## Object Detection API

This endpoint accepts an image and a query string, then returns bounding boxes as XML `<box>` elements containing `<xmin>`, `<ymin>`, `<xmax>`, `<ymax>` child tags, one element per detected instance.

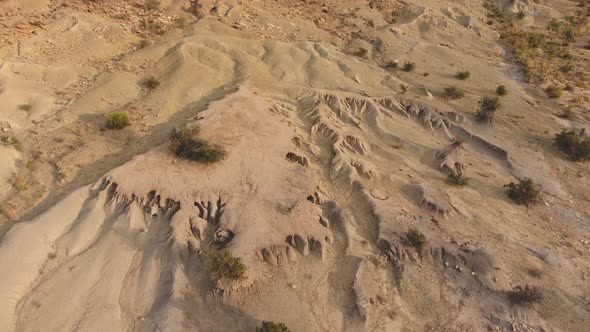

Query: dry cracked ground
<box><xmin>0</xmin><ymin>0</ymin><xmax>590</xmax><ymax>331</ymax></box>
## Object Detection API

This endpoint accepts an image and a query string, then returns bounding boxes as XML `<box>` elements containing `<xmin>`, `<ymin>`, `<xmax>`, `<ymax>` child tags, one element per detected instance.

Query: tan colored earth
<box><xmin>1</xmin><ymin>0</ymin><xmax>589</xmax><ymax>331</ymax></box>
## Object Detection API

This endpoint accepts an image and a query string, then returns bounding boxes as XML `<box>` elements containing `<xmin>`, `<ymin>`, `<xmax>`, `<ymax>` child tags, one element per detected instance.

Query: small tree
<box><xmin>257</xmin><ymin>321</ymin><xmax>291</xmax><ymax>332</ymax></box>
<box><xmin>554</xmin><ymin>129</ymin><xmax>590</xmax><ymax>161</ymax></box>
<box><xmin>476</xmin><ymin>96</ymin><xmax>501</xmax><ymax>123</ymax></box>
<box><xmin>504</xmin><ymin>178</ymin><xmax>541</xmax><ymax>206</ymax></box>
<box><xmin>105</xmin><ymin>112</ymin><xmax>130</xmax><ymax>129</ymax></box>
<box><xmin>208</xmin><ymin>250</ymin><xmax>246</xmax><ymax>281</ymax></box>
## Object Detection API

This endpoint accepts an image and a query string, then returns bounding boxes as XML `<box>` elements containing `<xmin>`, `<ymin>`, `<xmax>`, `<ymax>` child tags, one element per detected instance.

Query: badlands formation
<box><xmin>1</xmin><ymin>0</ymin><xmax>590</xmax><ymax>331</ymax></box>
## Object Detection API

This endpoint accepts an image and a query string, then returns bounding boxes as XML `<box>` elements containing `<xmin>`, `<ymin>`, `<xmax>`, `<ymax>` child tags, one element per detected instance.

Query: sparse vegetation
<box><xmin>545</xmin><ymin>84</ymin><xmax>562</xmax><ymax>99</ymax></box>
<box><xmin>13</xmin><ymin>174</ymin><xmax>28</xmax><ymax>192</ymax></box>
<box><xmin>455</xmin><ymin>70</ymin><xmax>471</xmax><ymax>80</ymax></box>
<box><xmin>496</xmin><ymin>85</ymin><xmax>507</xmax><ymax>96</ymax></box>
<box><xmin>18</xmin><ymin>104</ymin><xmax>32</xmax><ymax>112</ymax></box>
<box><xmin>443</xmin><ymin>86</ymin><xmax>465</xmax><ymax>100</ymax></box>
<box><xmin>557</xmin><ymin>106</ymin><xmax>576</xmax><ymax>119</ymax></box>
<box><xmin>476</xmin><ymin>96</ymin><xmax>501</xmax><ymax>123</ymax></box>
<box><xmin>554</xmin><ymin>129</ymin><xmax>590</xmax><ymax>161</ymax></box>
<box><xmin>446</xmin><ymin>172</ymin><xmax>468</xmax><ymax>186</ymax></box>
<box><xmin>385</xmin><ymin>61</ymin><xmax>398</xmax><ymax>70</ymax></box>
<box><xmin>105</xmin><ymin>112</ymin><xmax>130</xmax><ymax>129</ymax></box>
<box><xmin>142</xmin><ymin>76</ymin><xmax>161</xmax><ymax>90</ymax></box>
<box><xmin>504</xmin><ymin>178</ymin><xmax>542</xmax><ymax>206</ymax></box>
<box><xmin>402</xmin><ymin>61</ymin><xmax>415</xmax><ymax>72</ymax></box>
<box><xmin>354</xmin><ymin>48</ymin><xmax>369</xmax><ymax>58</ymax></box>
<box><xmin>507</xmin><ymin>285</ymin><xmax>543</xmax><ymax>305</ymax></box>
<box><xmin>256</xmin><ymin>321</ymin><xmax>290</xmax><ymax>332</ymax></box>
<box><xmin>0</xmin><ymin>135</ymin><xmax>22</xmax><ymax>151</ymax></box>
<box><xmin>399</xmin><ymin>84</ymin><xmax>408</xmax><ymax>94</ymax></box>
<box><xmin>171</xmin><ymin>125</ymin><xmax>226</xmax><ymax>163</ymax></box>
<box><xmin>138</xmin><ymin>39</ymin><xmax>151</xmax><ymax>49</ymax></box>
<box><xmin>406</xmin><ymin>229</ymin><xmax>427</xmax><ymax>251</ymax></box>
<box><xmin>145</xmin><ymin>0</ymin><xmax>160</xmax><ymax>11</ymax></box>
<box><xmin>208</xmin><ymin>250</ymin><xmax>246</xmax><ymax>281</ymax></box>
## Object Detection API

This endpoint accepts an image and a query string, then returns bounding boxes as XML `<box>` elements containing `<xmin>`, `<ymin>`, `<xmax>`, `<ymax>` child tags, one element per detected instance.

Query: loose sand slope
<box><xmin>0</xmin><ymin>0</ymin><xmax>589</xmax><ymax>331</ymax></box>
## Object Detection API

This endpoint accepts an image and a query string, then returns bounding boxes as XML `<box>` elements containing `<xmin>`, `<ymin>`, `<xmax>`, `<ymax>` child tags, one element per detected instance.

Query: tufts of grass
<box><xmin>105</xmin><ymin>112</ymin><xmax>130</xmax><ymax>129</ymax></box>
<box><xmin>554</xmin><ymin>129</ymin><xmax>590</xmax><ymax>161</ymax></box>
<box><xmin>504</xmin><ymin>178</ymin><xmax>542</xmax><ymax>206</ymax></box>
<box><xmin>18</xmin><ymin>104</ymin><xmax>32</xmax><ymax>112</ymax></box>
<box><xmin>402</xmin><ymin>61</ymin><xmax>416</xmax><ymax>72</ymax></box>
<box><xmin>171</xmin><ymin>125</ymin><xmax>226</xmax><ymax>163</ymax></box>
<box><xmin>496</xmin><ymin>85</ymin><xmax>508</xmax><ymax>96</ymax></box>
<box><xmin>406</xmin><ymin>229</ymin><xmax>427</xmax><ymax>251</ymax></box>
<box><xmin>446</xmin><ymin>172</ymin><xmax>468</xmax><ymax>186</ymax></box>
<box><xmin>443</xmin><ymin>86</ymin><xmax>465</xmax><ymax>100</ymax></box>
<box><xmin>545</xmin><ymin>84</ymin><xmax>562</xmax><ymax>99</ymax></box>
<box><xmin>208</xmin><ymin>250</ymin><xmax>246</xmax><ymax>281</ymax></box>
<box><xmin>142</xmin><ymin>76</ymin><xmax>161</xmax><ymax>90</ymax></box>
<box><xmin>507</xmin><ymin>285</ymin><xmax>543</xmax><ymax>305</ymax></box>
<box><xmin>455</xmin><ymin>70</ymin><xmax>471</xmax><ymax>80</ymax></box>
<box><xmin>256</xmin><ymin>321</ymin><xmax>291</xmax><ymax>332</ymax></box>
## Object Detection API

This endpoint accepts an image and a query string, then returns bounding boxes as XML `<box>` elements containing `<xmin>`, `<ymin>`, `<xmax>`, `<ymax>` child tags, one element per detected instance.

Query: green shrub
<box><xmin>402</xmin><ymin>61</ymin><xmax>416</xmax><ymax>72</ymax></box>
<box><xmin>142</xmin><ymin>76</ymin><xmax>161</xmax><ymax>90</ymax></box>
<box><xmin>446</xmin><ymin>172</ymin><xmax>468</xmax><ymax>186</ymax></box>
<box><xmin>507</xmin><ymin>285</ymin><xmax>543</xmax><ymax>305</ymax></box>
<box><xmin>545</xmin><ymin>84</ymin><xmax>562</xmax><ymax>99</ymax></box>
<box><xmin>496</xmin><ymin>85</ymin><xmax>508</xmax><ymax>96</ymax></box>
<box><xmin>504</xmin><ymin>178</ymin><xmax>542</xmax><ymax>206</ymax></box>
<box><xmin>256</xmin><ymin>321</ymin><xmax>290</xmax><ymax>332</ymax></box>
<box><xmin>105</xmin><ymin>112</ymin><xmax>130</xmax><ymax>129</ymax></box>
<box><xmin>554</xmin><ymin>129</ymin><xmax>590</xmax><ymax>161</ymax></box>
<box><xmin>406</xmin><ymin>229</ymin><xmax>426</xmax><ymax>251</ymax></box>
<box><xmin>455</xmin><ymin>70</ymin><xmax>471</xmax><ymax>80</ymax></box>
<box><xmin>171</xmin><ymin>125</ymin><xmax>226</xmax><ymax>163</ymax></box>
<box><xmin>443</xmin><ymin>86</ymin><xmax>465</xmax><ymax>100</ymax></box>
<box><xmin>208</xmin><ymin>250</ymin><xmax>246</xmax><ymax>281</ymax></box>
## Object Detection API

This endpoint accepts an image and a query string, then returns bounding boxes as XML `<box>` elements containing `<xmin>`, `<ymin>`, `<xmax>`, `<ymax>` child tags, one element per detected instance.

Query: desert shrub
<box><xmin>208</xmin><ymin>250</ymin><xmax>246</xmax><ymax>281</ymax></box>
<box><xmin>446</xmin><ymin>172</ymin><xmax>468</xmax><ymax>186</ymax></box>
<box><xmin>385</xmin><ymin>61</ymin><xmax>398</xmax><ymax>70</ymax></box>
<box><xmin>423</xmin><ymin>72</ymin><xmax>430</xmax><ymax>76</ymax></box>
<box><xmin>496</xmin><ymin>85</ymin><xmax>507</xmax><ymax>96</ymax></box>
<box><xmin>105</xmin><ymin>112</ymin><xmax>130</xmax><ymax>129</ymax></box>
<box><xmin>406</xmin><ymin>229</ymin><xmax>427</xmax><ymax>251</ymax></box>
<box><xmin>142</xmin><ymin>76</ymin><xmax>160</xmax><ymax>90</ymax></box>
<box><xmin>455</xmin><ymin>70</ymin><xmax>471</xmax><ymax>80</ymax></box>
<box><xmin>516</xmin><ymin>11</ymin><xmax>525</xmax><ymax>19</ymax></box>
<box><xmin>507</xmin><ymin>285</ymin><xmax>543</xmax><ymax>305</ymax></box>
<box><xmin>557</xmin><ymin>106</ymin><xmax>575</xmax><ymax>119</ymax></box>
<box><xmin>402</xmin><ymin>61</ymin><xmax>415</xmax><ymax>72</ymax></box>
<box><xmin>564</xmin><ymin>28</ymin><xmax>575</xmax><ymax>42</ymax></box>
<box><xmin>18</xmin><ymin>104</ymin><xmax>32</xmax><ymax>112</ymax></box>
<box><xmin>256</xmin><ymin>321</ymin><xmax>290</xmax><ymax>332</ymax></box>
<box><xmin>145</xmin><ymin>0</ymin><xmax>160</xmax><ymax>10</ymax></box>
<box><xmin>563</xmin><ymin>83</ymin><xmax>574</xmax><ymax>91</ymax></box>
<box><xmin>138</xmin><ymin>39</ymin><xmax>151</xmax><ymax>49</ymax></box>
<box><xmin>400</xmin><ymin>84</ymin><xmax>408</xmax><ymax>94</ymax></box>
<box><xmin>0</xmin><ymin>135</ymin><xmax>22</xmax><ymax>151</ymax></box>
<box><xmin>545</xmin><ymin>84</ymin><xmax>562</xmax><ymax>99</ymax></box>
<box><xmin>554</xmin><ymin>129</ymin><xmax>590</xmax><ymax>161</ymax></box>
<box><xmin>547</xmin><ymin>18</ymin><xmax>561</xmax><ymax>32</ymax></box>
<box><xmin>443</xmin><ymin>86</ymin><xmax>465</xmax><ymax>100</ymax></box>
<box><xmin>477</xmin><ymin>96</ymin><xmax>501</xmax><ymax>123</ymax></box>
<box><xmin>171</xmin><ymin>125</ymin><xmax>226</xmax><ymax>163</ymax></box>
<box><xmin>504</xmin><ymin>178</ymin><xmax>542</xmax><ymax>206</ymax></box>
<box><xmin>354</xmin><ymin>48</ymin><xmax>369</xmax><ymax>58</ymax></box>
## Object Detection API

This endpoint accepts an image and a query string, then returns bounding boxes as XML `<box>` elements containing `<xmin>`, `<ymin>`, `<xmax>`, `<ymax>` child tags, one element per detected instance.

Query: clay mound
<box><xmin>435</xmin><ymin>141</ymin><xmax>465</xmax><ymax>175</ymax></box>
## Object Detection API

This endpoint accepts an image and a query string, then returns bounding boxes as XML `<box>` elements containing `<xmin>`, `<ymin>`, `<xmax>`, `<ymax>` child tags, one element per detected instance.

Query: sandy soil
<box><xmin>0</xmin><ymin>0</ymin><xmax>589</xmax><ymax>331</ymax></box>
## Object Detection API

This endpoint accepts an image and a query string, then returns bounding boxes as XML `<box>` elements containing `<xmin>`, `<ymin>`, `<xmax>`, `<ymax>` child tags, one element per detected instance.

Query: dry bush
<box><xmin>545</xmin><ymin>84</ymin><xmax>562</xmax><ymax>98</ymax></box>
<box><xmin>446</xmin><ymin>172</ymin><xmax>468</xmax><ymax>186</ymax></box>
<box><xmin>504</xmin><ymin>178</ymin><xmax>542</xmax><ymax>206</ymax></box>
<box><xmin>142</xmin><ymin>76</ymin><xmax>161</xmax><ymax>90</ymax></box>
<box><xmin>402</xmin><ymin>61</ymin><xmax>416</xmax><ymax>72</ymax></box>
<box><xmin>496</xmin><ymin>85</ymin><xmax>508</xmax><ymax>96</ymax></box>
<box><xmin>171</xmin><ymin>125</ymin><xmax>226</xmax><ymax>163</ymax></box>
<box><xmin>406</xmin><ymin>229</ymin><xmax>427</xmax><ymax>251</ymax></box>
<box><xmin>256</xmin><ymin>321</ymin><xmax>290</xmax><ymax>332</ymax></box>
<box><xmin>443</xmin><ymin>86</ymin><xmax>465</xmax><ymax>100</ymax></box>
<box><xmin>455</xmin><ymin>70</ymin><xmax>471</xmax><ymax>80</ymax></box>
<box><xmin>476</xmin><ymin>96</ymin><xmax>501</xmax><ymax>123</ymax></box>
